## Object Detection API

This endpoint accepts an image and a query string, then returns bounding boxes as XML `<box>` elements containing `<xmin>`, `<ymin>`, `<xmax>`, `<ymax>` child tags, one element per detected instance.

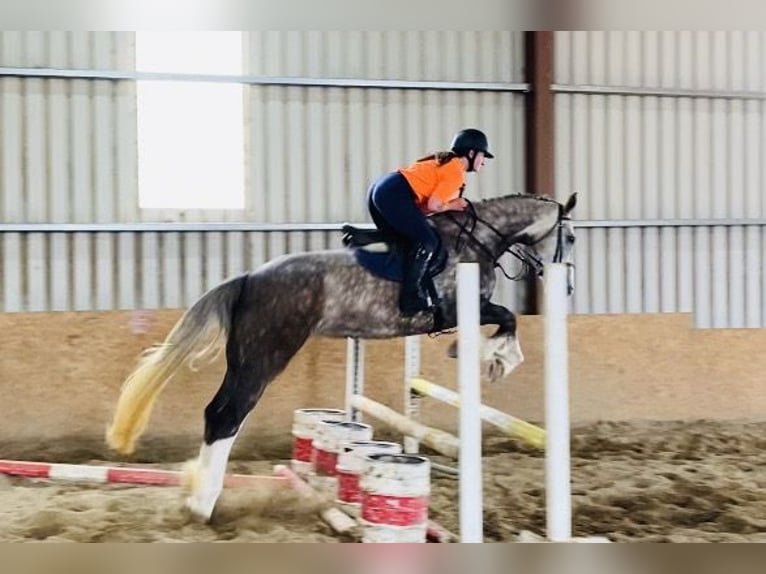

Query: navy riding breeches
<box><xmin>367</xmin><ymin>171</ymin><xmax>440</xmax><ymax>253</ymax></box>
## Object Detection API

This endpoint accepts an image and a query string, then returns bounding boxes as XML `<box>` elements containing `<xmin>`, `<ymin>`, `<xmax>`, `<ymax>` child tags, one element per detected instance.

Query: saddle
<box><xmin>341</xmin><ymin>224</ymin><xmax>448</xmax><ymax>283</ymax></box>
<box><xmin>342</xmin><ymin>224</ymin><xmax>447</xmax><ymax>330</ymax></box>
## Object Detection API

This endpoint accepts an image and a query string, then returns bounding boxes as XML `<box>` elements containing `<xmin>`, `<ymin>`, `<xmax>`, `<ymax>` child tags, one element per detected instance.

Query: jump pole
<box><xmin>403</xmin><ymin>335</ymin><xmax>421</xmax><ymax>453</ymax></box>
<box><xmin>345</xmin><ymin>336</ymin><xmax>365</xmax><ymax>423</ymax></box>
<box><xmin>0</xmin><ymin>459</ymin><xmax>289</xmax><ymax>490</ymax></box>
<box><xmin>344</xmin><ymin>333</ymin><xmax>459</xmax><ymax>459</ymax></box>
<box><xmin>456</xmin><ymin>262</ymin><xmax>483</xmax><ymax>543</ymax></box>
<box><xmin>343</xmin><ymin>264</ymin><xmax>484</xmax><ymax>541</ymax></box>
<box><xmin>543</xmin><ymin>262</ymin><xmax>572</xmax><ymax>541</ymax></box>
<box><xmin>348</xmin><ymin>394</ymin><xmax>459</xmax><ymax>458</ymax></box>
<box><xmin>409</xmin><ymin>377</ymin><xmax>546</xmax><ymax>449</ymax></box>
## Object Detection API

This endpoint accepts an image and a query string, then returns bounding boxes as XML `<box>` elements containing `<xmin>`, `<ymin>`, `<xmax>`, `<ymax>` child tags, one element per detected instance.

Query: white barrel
<box><xmin>290</xmin><ymin>408</ymin><xmax>346</xmax><ymax>477</ymax></box>
<box><xmin>335</xmin><ymin>440</ymin><xmax>402</xmax><ymax>515</ymax></box>
<box><xmin>310</xmin><ymin>421</ymin><xmax>373</xmax><ymax>498</ymax></box>
<box><xmin>359</xmin><ymin>453</ymin><xmax>431</xmax><ymax>543</ymax></box>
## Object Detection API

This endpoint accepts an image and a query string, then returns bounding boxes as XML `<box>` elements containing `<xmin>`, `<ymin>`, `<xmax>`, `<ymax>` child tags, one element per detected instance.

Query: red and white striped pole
<box><xmin>0</xmin><ymin>459</ymin><xmax>288</xmax><ymax>489</ymax></box>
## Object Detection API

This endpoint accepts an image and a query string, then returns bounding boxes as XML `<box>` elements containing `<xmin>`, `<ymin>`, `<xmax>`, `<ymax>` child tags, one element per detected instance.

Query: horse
<box><xmin>105</xmin><ymin>191</ymin><xmax>577</xmax><ymax>520</ymax></box>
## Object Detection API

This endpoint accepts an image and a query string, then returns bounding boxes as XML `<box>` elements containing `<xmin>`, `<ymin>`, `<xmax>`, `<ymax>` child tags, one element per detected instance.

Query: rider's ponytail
<box><xmin>415</xmin><ymin>150</ymin><xmax>458</xmax><ymax>165</ymax></box>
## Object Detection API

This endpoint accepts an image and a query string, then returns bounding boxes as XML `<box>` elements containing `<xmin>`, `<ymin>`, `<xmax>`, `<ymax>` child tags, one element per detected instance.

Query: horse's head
<box><xmin>440</xmin><ymin>192</ymin><xmax>578</xmax><ymax>295</ymax></box>
<box><xmin>519</xmin><ymin>192</ymin><xmax>577</xmax><ymax>294</ymax></box>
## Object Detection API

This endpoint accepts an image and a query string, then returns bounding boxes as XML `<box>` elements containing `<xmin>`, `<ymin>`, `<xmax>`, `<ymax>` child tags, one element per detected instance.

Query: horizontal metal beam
<box><xmin>575</xmin><ymin>218</ymin><xmax>766</xmax><ymax>228</ymax></box>
<box><xmin>0</xmin><ymin>222</ymin><xmax>373</xmax><ymax>233</ymax></box>
<box><xmin>0</xmin><ymin>67</ymin><xmax>529</xmax><ymax>93</ymax></box>
<box><xmin>553</xmin><ymin>83</ymin><xmax>766</xmax><ymax>101</ymax></box>
<box><xmin>1</xmin><ymin>219</ymin><xmax>765</xmax><ymax>233</ymax></box>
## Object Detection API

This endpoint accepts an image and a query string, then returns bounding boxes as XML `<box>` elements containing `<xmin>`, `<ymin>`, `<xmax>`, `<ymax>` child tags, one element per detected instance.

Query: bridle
<box><xmin>443</xmin><ymin>198</ymin><xmax>574</xmax><ymax>289</ymax></box>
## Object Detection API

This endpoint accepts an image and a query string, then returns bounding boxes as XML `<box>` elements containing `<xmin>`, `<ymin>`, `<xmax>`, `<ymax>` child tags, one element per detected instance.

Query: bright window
<box><xmin>136</xmin><ymin>32</ymin><xmax>245</xmax><ymax>210</ymax></box>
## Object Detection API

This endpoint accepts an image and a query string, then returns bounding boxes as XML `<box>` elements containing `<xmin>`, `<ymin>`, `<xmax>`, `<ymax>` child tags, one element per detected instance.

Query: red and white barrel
<box><xmin>336</xmin><ymin>440</ymin><xmax>402</xmax><ymax>516</ymax></box>
<box><xmin>359</xmin><ymin>453</ymin><xmax>431</xmax><ymax>543</ymax></box>
<box><xmin>310</xmin><ymin>420</ymin><xmax>373</xmax><ymax>498</ymax></box>
<box><xmin>290</xmin><ymin>408</ymin><xmax>346</xmax><ymax>477</ymax></box>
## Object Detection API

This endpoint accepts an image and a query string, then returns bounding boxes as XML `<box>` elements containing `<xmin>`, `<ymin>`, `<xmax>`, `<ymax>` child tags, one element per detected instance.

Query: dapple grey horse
<box><xmin>106</xmin><ymin>192</ymin><xmax>577</xmax><ymax>520</ymax></box>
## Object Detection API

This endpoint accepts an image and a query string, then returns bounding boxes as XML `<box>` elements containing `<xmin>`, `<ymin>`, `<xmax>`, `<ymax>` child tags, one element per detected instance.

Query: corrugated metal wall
<box><xmin>0</xmin><ymin>32</ymin><xmax>138</xmax><ymax>311</ymax></box>
<box><xmin>7</xmin><ymin>31</ymin><xmax>762</xmax><ymax>327</ymax></box>
<box><xmin>0</xmin><ymin>31</ymin><xmax>527</xmax><ymax>312</ymax></box>
<box><xmin>245</xmin><ymin>32</ymin><xmax>524</xmax><ymax>223</ymax></box>
<box><xmin>555</xmin><ymin>31</ymin><xmax>766</xmax><ymax>327</ymax></box>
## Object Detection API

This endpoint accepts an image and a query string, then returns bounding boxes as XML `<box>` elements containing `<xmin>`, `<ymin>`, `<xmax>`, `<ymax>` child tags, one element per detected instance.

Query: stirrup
<box><xmin>399</xmin><ymin>298</ymin><xmax>445</xmax><ymax>332</ymax></box>
<box><xmin>399</xmin><ymin>296</ymin><xmax>433</xmax><ymax>316</ymax></box>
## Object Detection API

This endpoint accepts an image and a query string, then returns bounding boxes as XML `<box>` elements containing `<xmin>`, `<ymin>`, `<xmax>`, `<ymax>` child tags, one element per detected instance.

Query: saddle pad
<box><xmin>353</xmin><ymin>248</ymin><xmax>405</xmax><ymax>282</ymax></box>
<box><xmin>352</xmin><ymin>245</ymin><xmax>449</xmax><ymax>284</ymax></box>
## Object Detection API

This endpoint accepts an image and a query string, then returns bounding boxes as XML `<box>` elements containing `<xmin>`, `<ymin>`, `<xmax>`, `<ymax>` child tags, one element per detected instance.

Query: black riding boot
<box><xmin>399</xmin><ymin>246</ymin><xmax>434</xmax><ymax>316</ymax></box>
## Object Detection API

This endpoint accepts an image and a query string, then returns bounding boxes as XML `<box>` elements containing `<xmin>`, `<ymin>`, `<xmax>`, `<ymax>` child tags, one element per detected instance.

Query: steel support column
<box><xmin>524</xmin><ymin>31</ymin><xmax>555</xmax><ymax>314</ymax></box>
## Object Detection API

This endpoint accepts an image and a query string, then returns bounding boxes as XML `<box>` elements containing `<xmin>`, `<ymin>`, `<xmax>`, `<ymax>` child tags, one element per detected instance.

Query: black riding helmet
<box><xmin>449</xmin><ymin>128</ymin><xmax>494</xmax><ymax>172</ymax></box>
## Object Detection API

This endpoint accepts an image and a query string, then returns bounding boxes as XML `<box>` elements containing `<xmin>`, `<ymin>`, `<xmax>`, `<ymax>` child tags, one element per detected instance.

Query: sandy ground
<box><xmin>1</xmin><ymin>420</ymin><xmax>765</xmax><ymax>542</ymax></box>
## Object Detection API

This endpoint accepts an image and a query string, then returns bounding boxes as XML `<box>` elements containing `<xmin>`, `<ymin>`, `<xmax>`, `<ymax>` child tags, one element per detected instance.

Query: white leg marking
<box><xmin>185</xmin><ymin>435</ymin><xmax>237</xmax><ymax>520</ymax></box>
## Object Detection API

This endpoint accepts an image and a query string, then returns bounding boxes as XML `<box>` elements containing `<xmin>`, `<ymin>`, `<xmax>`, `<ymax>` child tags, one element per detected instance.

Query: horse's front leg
<box><xmin>480</xmin><ymin>301</ymin><xmax>523</xmax><ymax>382</ymax></box>
<box><xmin>447</xmin><ymin>300</ymin><xmax>522</xmax><ymax>382</ymax></box>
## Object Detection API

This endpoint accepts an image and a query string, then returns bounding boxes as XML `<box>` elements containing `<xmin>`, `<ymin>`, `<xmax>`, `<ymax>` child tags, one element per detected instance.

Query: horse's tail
<box><xmin>106</xmin><ymin>274</ymin><xmax>247</xmax><ymax>455</ymax></box>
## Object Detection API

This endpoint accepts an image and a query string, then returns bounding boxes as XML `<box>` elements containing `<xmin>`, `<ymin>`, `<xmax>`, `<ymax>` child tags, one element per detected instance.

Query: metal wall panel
<box><xmin>0</xmin><ymin>32</ymin><xmax>137</xmax><ymax>312</ymax></box>
<box><xmin>0</xmin><ymin>31</ymin><xmax>527</xmax><ymax>312</ymax></box>
<box><xmin>244</xmin><ymin>31</ymin><xmax>526</xmax><ymax>223</ymax></box>
<box><xmin>556</xmin><ymin>32</ymin><xmax>766</xmax><ymax>327</ymax></box>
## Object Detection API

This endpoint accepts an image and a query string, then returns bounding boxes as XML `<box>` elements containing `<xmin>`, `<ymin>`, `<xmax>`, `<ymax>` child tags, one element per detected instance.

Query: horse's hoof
<box><xmin>185</xmin><ymin>495</ymin><xmax>216</xmax><ymax>522</ymax></box>
<box><xmin>486</xmin><ymin>357</ymin><xmax>515</xmax><ymax>383</ymax></box>
<box><xmin>487</xmin><ymin>360</ymin><xmax>503</xmax><ymax>383</ymax></box>
<box><xmin>447</xmin><ymin>341</ymin><xmax>458</xmax><ymax>358</ymax></box>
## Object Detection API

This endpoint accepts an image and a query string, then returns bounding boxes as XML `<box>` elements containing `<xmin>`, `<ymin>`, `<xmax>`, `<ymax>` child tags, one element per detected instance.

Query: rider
<box><xmin>367</xmin><ymin>128</ymin><xmax>494</xmax><ymax>316</ymax></box>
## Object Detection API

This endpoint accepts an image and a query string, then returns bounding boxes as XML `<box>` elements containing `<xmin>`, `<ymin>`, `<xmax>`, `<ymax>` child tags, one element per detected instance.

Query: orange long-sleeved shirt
<box><xmin>398</xmin><ymin>157</ymin><xmax>465</xmax><ymax>212</ymax></box>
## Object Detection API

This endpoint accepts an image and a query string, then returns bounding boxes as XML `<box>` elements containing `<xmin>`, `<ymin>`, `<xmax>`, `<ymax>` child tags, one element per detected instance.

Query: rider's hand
<box><xmin>447</xmin><ymin>197</ymin><xmax>468</xmax><ymax>211</ymax></box>
<box><xmin>426</xmin><ymin>196</ymin><xmax>468</xmax><ymax>214</ymax></box>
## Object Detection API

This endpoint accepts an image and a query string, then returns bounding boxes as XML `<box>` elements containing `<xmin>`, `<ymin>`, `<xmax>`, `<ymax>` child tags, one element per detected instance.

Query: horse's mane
<box><xmin>429</xmin><ymin>192</ymin><xmax>560</xmax><ymax>228</ymax></box>
<box><xmin>469</xmin><ymin>192</ymin><xmax>559</xmax><ymax>207</ymax></box>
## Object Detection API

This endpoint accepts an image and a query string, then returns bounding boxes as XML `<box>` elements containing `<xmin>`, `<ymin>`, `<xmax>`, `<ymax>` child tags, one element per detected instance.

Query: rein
<box><xmin>442</xmin><ymin>198</ymin><xmax>567</xmax><ymax>281</ymax></box>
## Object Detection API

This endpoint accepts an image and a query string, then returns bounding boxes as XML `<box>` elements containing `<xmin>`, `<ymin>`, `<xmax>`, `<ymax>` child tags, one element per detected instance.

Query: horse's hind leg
<box><xmin>184</xmin><ymin>308</ymin><xmax>315</xmax><ymax>521</ymax></box>
<box><xmin>183</xmin><ymin>270</ymin><xmax>322</xmax><ymax>520</ymax></box>
<box><xmin>184</xmin><ymin>365</ymin><xmax>267</xmax><ymax>520</ymax></box>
